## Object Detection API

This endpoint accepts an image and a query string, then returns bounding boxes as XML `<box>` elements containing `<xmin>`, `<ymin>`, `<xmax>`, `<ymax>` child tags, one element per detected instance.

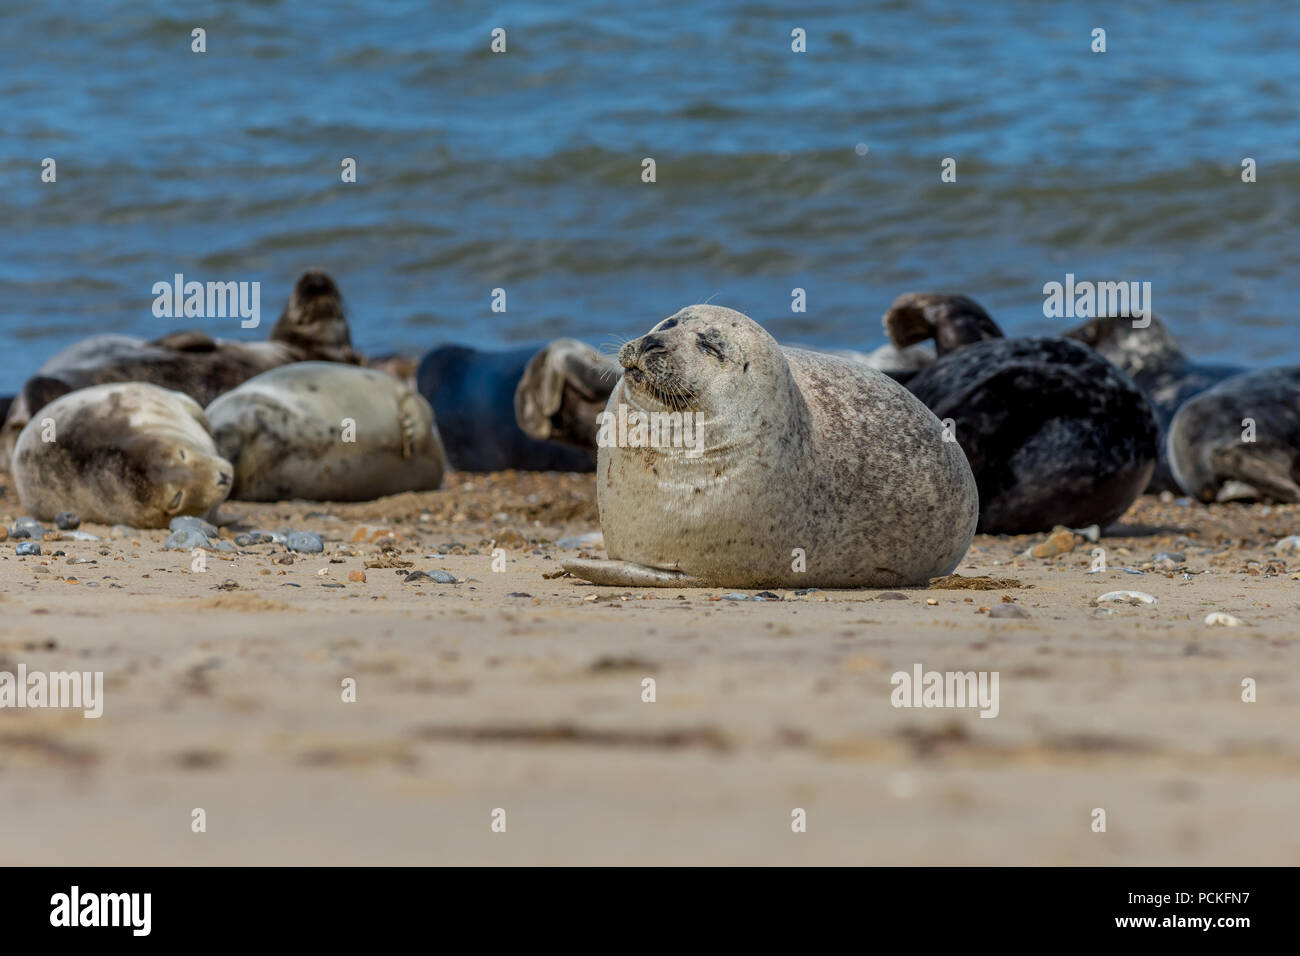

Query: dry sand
<box><xmin>1</xmin><ymin>471</ymin><xmax>1298</xmax><ymax>865</ymax></box>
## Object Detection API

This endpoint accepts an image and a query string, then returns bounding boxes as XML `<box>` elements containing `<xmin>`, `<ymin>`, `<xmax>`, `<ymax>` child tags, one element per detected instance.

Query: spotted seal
<box><xmin>12</xmin><ymin>383</ymin><xmax>232</xmax><ymax>528</ymax></box>
<box><xmin>562</xmin><ymin>305</ymin><xmax>978</xmax><ymax>588</ymax></box>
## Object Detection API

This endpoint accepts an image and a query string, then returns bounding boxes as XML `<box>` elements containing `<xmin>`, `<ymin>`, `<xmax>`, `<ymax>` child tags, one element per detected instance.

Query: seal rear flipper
<box><xmin>21</xmin><ymin>375</ymin><xmax>75</xmax><ymax>416</ymax></box>
<box><xmin>882</xmin><ymin>292</ymin><xmax>1002</xmax><ymax>356</ymax></box>
<box><xmin>563</xmin><ymin>558</ymin><xmax>703</xmax><ymax>588</ymax></box>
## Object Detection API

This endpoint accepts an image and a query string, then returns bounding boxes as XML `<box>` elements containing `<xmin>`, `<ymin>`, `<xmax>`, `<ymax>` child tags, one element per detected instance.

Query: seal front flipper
<box><xmin>563</xmin><ymin>558</ymin><xmax>704</xmax><ymax>588</ymax></box>
<box><xmin>1211</xmin><ymin>445</ymin><xmax>1300</xmax><ymax>503</ymax></box>
<box><xmin>882</xmin><ymin>292</ymin><xmax>1002</xmax><ymax>356</ymax></box>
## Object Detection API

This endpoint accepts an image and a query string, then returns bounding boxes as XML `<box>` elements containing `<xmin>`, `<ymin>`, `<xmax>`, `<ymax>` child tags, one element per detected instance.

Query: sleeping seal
<box><xmin>12</xmin><ymin>383</ymin><xmax>232</xmax><ymax>528</ymax></box>
<box><xmin>1167</xmin><ymin>366</ymin><xmax>1300</xmax><ymax>503</ymax></box>
<box><xmin>1064</xmin><ymin>314</ymin><xmax>1244</xmax><ymax>492</ymax></box>
<box><xmin>562</xmin><ymin>305</ymin><xmax>978</xmax><ymax>589</ymax></box>
<box><xmin>206</xmin><ymin>362</ymin><xmax>445</xmax><ymax>502</ymax></box>
<box><xmin>0</xmin><ymin>270</ymin><xmax>360</xmax><ymax>471</ymax></box>
<box><xmin>416</xmin><ymin>341</ymin><xmax>614</xmax><ymax>472</ymax></box>
<box><xmin>886</xmin><ymin>293</ymin><xmax>1158</xmax><ymax>534</ymax></box>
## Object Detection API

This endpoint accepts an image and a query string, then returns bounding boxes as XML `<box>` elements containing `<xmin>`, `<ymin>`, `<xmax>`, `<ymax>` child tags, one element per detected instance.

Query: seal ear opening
<box><xmin>21</xmin><ymin>375</ymin><xmax>74</xmax><ymax>416</ymax></box>
<box><xmin>883</xmin><ymin>293</ymin><xmax>1002</xmax><ymax>355</ymax></box>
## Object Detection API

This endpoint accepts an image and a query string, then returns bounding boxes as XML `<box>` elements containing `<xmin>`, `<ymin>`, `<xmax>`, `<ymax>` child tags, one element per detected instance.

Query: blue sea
<box><xmin>2</xmin><ymin>0</ymin><xmax>1297</xmax><ymax>392</ymax></box>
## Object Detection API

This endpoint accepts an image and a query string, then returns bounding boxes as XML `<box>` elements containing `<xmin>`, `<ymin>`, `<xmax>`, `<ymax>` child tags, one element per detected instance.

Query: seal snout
<box><xmin>620</xmin><ymin>333</ymin><xmax>668</xmax><ymax>368</ymax></box>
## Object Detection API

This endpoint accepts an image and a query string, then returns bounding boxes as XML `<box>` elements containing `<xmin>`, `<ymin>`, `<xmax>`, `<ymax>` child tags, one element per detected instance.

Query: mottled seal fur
<box><xmin>562</xmin><ymin>305</ymin><xmax>978</xmax><ymax>589</ymax></box>
<box><xmin>12</xmin><ymin>383</ymin><xmax>232</xmax><ymax>528</ymax></box>
<box><xmin>416</xmin><ymin>342</ymin><xmax>611</xmax><ymax>472</ymax></box>
<box><xmin>0</xmin><ymin>270</ymin><xmax>360</xmax><ymax>471</ymax></box>
<box><xmin>1167</xmin><ymin>366</ymin><xmax>1300</xmax><ymax>503</ymax></box>
<box><xmin>1064</xmin><ymin>314</ymin><xmax>1245</xmax><ymax>492</ymax></box>
<box><xmin>890</xmin><ymin>293</ymin><xmax>1158</xmax><ymax>534</ymax></box>
<box><xmin>206</xmin><ymin>362</ymin><xmax>445</xmax><ymax>502</ymax></box>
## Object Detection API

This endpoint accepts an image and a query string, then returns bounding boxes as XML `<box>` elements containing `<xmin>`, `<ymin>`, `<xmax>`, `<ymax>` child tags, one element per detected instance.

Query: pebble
<box><xmin>0</xmin><ymin>527</ymin><xmax>6</xmax><ymax>541</ymax></box>
<box><xmin>1095</xmin><ymin>590</ymin><xmax>1158</xmax><ymax>606</ymax></box>
<box><xmin>348</xmin><ymin>570</ymin><xmax>366</xmax><ymax>583</ymax></box>
<box><xmin>718</xmin><ymin>593</ymin><xmax>762</xmax><ymax>601</ymax></box>
<box><xmin>1072</xmin><ymin>524</ymin><xmax>1101</xmax><ymax>543</ymax></box>
<box><xmin>876</xmin><ymin>592</ymin><xmax>908</xmax><ymax>600</ymax></box>
<box><xmin>235</xmin><ymin>532</ymin><xmax>275</xmax><ymax>546</ymax></box>
<box><xmin>54</xmin><ymin>512</ymin><xmax>80</xmax><ymax>530</ymax></box>
<box><xmin>1029</xmin><ymin>526</ymin><xmax>1076</xmax><ymax>558</ymax></box>
<box><xmin>164</xmin><ymin>529</ymin><xmax>210</xmax><ymax>550</ymax></box>
<box><xmin>10</xmin><ymin>527</ymin><xmax>30</xmax><ymax>540</ymax></box>
<box><xmin>507</xmin><ymin>592</ymin><xmax>533</xmax><ymax>598</ymax></box>
<box><xmin>989</xmin><ymin>604</ymin><xmax>1028</xmax><ymax>619</ymax></box>
<box><xmin>14</xmin><ymin>517</ymin><xmax>44</xmax><ymax>535</ymax></box>
<box><xmin>321</xmin><ymin>582</ymin><xmax>344</xmax><ymax>588</ymax></box>
<box><xmin>404</xmin><ymin>570</ymin><xmax>455</xmax><ymax>584</ymax></box>
<box><xmin>169</xmin><ymin>515</ymin><xmax>218</xmax><ymax>537</ymax></box>
<box><xmin>286</xmin><ymin>531</ymin><xmax>324</xmax><ymax>553</ymax></box>
<box><xmin>16</xmin><ymin>542</ymin><xmax>41</xmax><ymax>556</ymax></box>
<box><xmin>1274</xmin><ymin>536</ymin><xmax>1300</xmax><ymax>557</ymax></box>
<box><xmin>1152</xmin><ymin>551</ymin><xmax>1185</xmax><ymax>564</ymax></box>
<box><xmin>62</xmin><ymin>530</ymin><xmax>100</xmax><ymax>541</ymax></box>
<box><xmin>1204</xmin><ymin>612</ymin><xmax>1245</xmax><ymax>627</ymax></box>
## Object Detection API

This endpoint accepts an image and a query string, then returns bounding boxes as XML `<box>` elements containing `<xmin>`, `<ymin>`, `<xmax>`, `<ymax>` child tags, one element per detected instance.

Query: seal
<box><xmin>0</xmin><ymin>269</ymin><xmax>360</xmax><ymax>471</ymax></box>
<box><xmin>1064</xmin><ymin>314</ymin><xmax>1245</xmax><ymax>492</ymax></box>
<box><xmin>11</xmin><ymin>383</ymin><xmax>232</xmax><ymax>528</ymax></box>
<box><xmin>416</xmin><ymin>342</ymin><xmax>611</xmax><ymax>472</ymax></box>
<box><xmin>561</xmin><ymin>305</ymin><xmax>979</xmax><ymax>589</ymax></box>
<box><xmin>514</xmin><ymin>339</ymin><xmax>621</xmax><ymax>450</ymax></box>
<box><xmin>1167</xmin><ymin>366</ymin><xmax>1300</xmax><ymax>503</ymax></box>
<box><xmin>889</xmin><ymin>293</ymin><xmax>1158</xmax><ymax>534</ymax></box>
<box><xmin>205</xmin><ymin>362</ymin><xmax>446</xmax><ymax>502</ymax></box>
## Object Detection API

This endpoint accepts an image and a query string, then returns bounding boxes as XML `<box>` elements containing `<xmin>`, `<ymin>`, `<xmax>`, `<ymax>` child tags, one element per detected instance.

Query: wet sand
<box><xmin>1</xmin><ymin>472</ymin><xmax>1297</xmax><ymax>865</ymax></box>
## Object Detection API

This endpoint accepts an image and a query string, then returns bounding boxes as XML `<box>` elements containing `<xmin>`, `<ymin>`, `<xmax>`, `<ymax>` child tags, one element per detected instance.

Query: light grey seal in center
<box><xmin>562</xmin><ymin>305</ymin><xmax>979</xmax><ymax>589</ymax></box>
<box><xmin>205</xmin><ymin>362</ymin><xmax>446</xmax><ymax>502</ymax></box>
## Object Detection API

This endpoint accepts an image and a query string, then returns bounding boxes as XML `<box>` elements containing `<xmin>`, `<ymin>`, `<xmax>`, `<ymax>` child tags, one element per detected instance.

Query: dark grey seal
<box><xmin>887</xmin><ymin>293</ymin><xmax>1158</xmax><ymax>534</ymax></box>
<box><xmin>1064</xmin><ymin>314</ymin><xmax>1244</xmax><ymax>492</ymax></box>
<box><xmin>1167</xmin><ymin>366</ymin><xmax>1300</xmax><ymax>502</ymax></box>
<box><xmin>416</xmin><ymin>341</ymin><xmax>616</xmax><ymax>472</ymax></box>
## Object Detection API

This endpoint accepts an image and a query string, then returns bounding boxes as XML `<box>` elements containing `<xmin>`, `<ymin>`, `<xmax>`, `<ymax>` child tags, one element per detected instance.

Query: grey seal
<box><xmin>12</xmin><ymin>383</ymin><xmax>233</xmax><ymax>528</ymax></box>
<box><xmin>1167</xmin><ymin>366</ymin><xmax>1300</xmax><ymax>502</ymax></box>
<box><xmin>205</xmin><ymin>362</ymin><xmax>445</xmax><ymax>502</ymax></box>
<box><xmin>416</xmin><ymin>340</ymin><xmax>615</xmax><ymax>471</ymax></box>
<box><xmin>1064</xmin><ymin>314</ymin><xmax>1246</xmax><ymax>492</ymax></box>
<box><xmin>562</xmin><ymin>305</ymin><xmax>978</xmax><ymax>589</ymax></box>
<box><xmin>0</xmin><ymin>270</ymin><xmax>360</xmax><ymax>471</ymax></box>
<box><xmin>886</xmin><ymin>293</ymin><xmax>1158</xmax><ymax>534</ymax></box>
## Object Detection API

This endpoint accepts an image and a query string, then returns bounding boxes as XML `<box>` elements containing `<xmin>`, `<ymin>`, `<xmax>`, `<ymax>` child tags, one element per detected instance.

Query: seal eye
<box><xmin>178</xmin><ymin>449</ymin><xmax>186</xmax><ymax>461</ymax></box>
<box><xmin>696</xmin><ymin>331</ymin><xmax>726</xmax><ymax>361</ymax></box>
<box><xmin>657</xmin><ymin>318</ymin><xmax>678</xmax><ymax>331</ymax></box>
<box><xmin>168</xmin><ymin>490</ymin><xmax>184</xmax><ymax>512</ymax></box>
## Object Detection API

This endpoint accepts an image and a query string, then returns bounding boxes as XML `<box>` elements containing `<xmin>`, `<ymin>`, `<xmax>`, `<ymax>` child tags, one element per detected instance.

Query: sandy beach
<box><xmin>1</xmin><ymin>470</ymin><xmax>1297</xmax><ymax>866</ymax></box>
